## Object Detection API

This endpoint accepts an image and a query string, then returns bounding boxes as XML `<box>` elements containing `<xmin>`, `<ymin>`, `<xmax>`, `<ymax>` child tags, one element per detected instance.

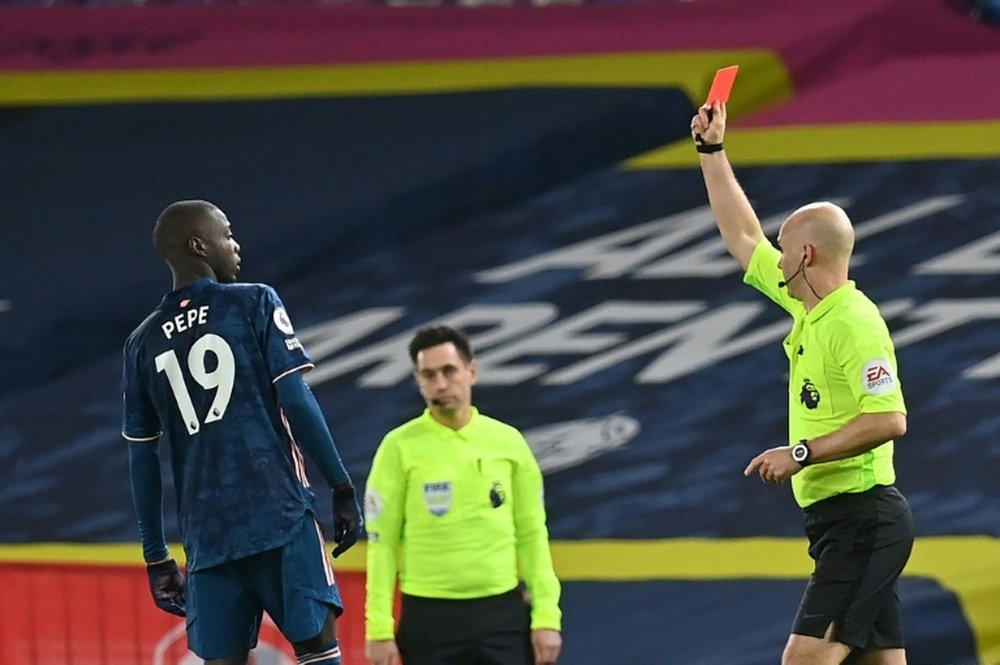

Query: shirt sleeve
<box><xmin>743</xmin><ymin>239</ymin><xmax>805</xmax><ymax>318</ymax></box>
<box><xmin>127</xmin><ymin>440</ymin><xmax>169</xmax><ymax>563</ymax></box>
<box><xmin>274</xmin><ymin>373</ymin><xmax>350</xmax><ymax>487</ymax></box>
<box><xmin>828</xmin><ymin>316</ymin><xmax>907</xmax><ymax>415</ymax></box>
<box><xmin>255</xmin><ymin>285</ymin><xmax>313</xmax><ymax>382</ymax></box>
<box><xmin>121</xmin><ymin>340</ymin><xmax>160</xmax><ymax>441</ymax></box>
<box><xmin>511</xmin><ymin>434</ymin><xmax>562</xmax><ymax>631</ymax></box>
<box><xmin>364</xmin><ymin>435</ymin><xmax>406</xmax><ymax>640</ymax></box>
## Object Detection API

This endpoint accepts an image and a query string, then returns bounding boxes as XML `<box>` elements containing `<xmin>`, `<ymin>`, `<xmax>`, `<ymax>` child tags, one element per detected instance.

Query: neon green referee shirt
<box><xmin>364</xmin><ymin>407</ymin><xmax>562</xmax><ymax>641</ymax></box>
<box><xmin>745</xmin><ymin>240</ymin><xmax>906</xmax><ymax>508</ymax></box>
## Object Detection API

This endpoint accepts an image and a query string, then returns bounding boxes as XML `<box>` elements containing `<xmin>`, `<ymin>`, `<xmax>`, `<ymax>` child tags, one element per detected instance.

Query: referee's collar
<box><xmin>806</xmin><ymin>280</ymin><xmax>856</xmax><ymax>322</ymax></box>
<box><xmin>421</xmin><ymin>406</ymin><xmax>481</xmax><ymax>438</ymax></box>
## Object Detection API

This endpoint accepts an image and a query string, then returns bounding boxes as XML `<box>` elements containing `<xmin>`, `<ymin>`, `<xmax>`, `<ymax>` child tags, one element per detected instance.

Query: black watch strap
<box><xmin>791</xmin><ymin>440</ymin><xmax>812</xmax><ymax>466</ymax></box>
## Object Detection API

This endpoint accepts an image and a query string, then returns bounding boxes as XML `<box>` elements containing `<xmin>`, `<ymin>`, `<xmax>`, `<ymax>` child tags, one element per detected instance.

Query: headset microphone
<box><xmin>778</xmin><ymin>255</ymin><xmax>807</xmax><ymax>288</ymax></box>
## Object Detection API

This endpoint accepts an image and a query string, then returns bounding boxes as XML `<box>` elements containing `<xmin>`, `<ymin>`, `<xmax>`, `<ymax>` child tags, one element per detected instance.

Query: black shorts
<box><xmin>396</xmin><ymin>587</ymin><xmax>533</xmax><ymax>665</ymax></box>
<box><xmin>792</xmin><ymin>485</ymin><xmax>914</xmax><ymax>650</ymax></box>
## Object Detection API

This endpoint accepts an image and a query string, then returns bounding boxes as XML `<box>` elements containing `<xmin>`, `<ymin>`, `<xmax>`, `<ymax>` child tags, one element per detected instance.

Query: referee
<box><xmin>364</xmin><ymin>325</ymin><xmax>562</xmax><ymax>665</ymax></box>
<box><xmin>691</xmin><ymin>103</ymin><xmax>914</xmax><ymax>665</ymax></box>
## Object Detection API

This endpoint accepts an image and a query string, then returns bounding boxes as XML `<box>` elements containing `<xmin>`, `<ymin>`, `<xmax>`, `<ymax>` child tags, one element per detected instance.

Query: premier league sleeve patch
<box><xmin>861</xmin><ymin>359</ymin><xmax>896</xmax><ymax>395</ymax></box>
<box><xmin>423</xmin><ymin>481</ymin><xmax>453</xmax><ymax>517</ymax></box>
<box><xmin>273</xmin><ymin>307</ymin><xmax>296</xmax><ymax>335</ymax></box>
<box><xmin>364</xmin><ymin>488</ymin><xmax>383</xmax><ymax>522</ymax></box>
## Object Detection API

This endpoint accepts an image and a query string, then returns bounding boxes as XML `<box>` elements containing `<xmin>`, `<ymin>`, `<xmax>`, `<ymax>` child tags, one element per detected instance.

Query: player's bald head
<box><xmin>782</xmin><ymin>202</ymin><xmax>855</xmax><ymax>265</ymax></box>
<box><xmin>153</xmin><ymin>200</ymin><xmax>223</xmax><ymax>259</ymax></box>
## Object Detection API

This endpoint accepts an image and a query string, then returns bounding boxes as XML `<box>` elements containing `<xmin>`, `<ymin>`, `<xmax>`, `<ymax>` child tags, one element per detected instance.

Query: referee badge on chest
<box><xmin>423</xmin><ymin>481</ymin><xmax>453</xmax><ymax>517</ymax></box>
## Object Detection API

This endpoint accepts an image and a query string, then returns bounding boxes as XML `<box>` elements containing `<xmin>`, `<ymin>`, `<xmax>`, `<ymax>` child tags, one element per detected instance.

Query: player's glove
<box><xmin>147</xmin><ymin>558</ymin><xmax>186</xmax><ymax>617</ymax></box>
<box><xmin>331</xmin><ymin>483</ymin><xmax>363</xmax><ymax>558</ymax></box>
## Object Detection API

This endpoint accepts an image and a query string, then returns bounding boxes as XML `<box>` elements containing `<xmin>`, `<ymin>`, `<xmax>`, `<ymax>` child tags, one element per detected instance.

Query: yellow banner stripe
<box><xmin>0</xmin><ymin>50</ymin><xmax>790</xmax><ymax>108</ymax></box>
<box><xmin>626</xmin><ymin>121</ymin><xmax>1000</xmax><ymax>166</ymax></box>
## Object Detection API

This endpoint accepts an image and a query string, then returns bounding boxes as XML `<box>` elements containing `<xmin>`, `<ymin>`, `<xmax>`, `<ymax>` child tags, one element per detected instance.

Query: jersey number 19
<box><xmin>155</xmin><ymin>333</ymin><xmax>235</xmax><ymax>435</ymax></box>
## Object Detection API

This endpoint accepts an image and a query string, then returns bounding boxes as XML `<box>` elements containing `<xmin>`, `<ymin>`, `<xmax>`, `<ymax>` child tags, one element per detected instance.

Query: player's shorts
<box><xmin>186</xmin><ymin>512</ymin><xmax>344</xmax><ymax>660</ymax></box>
<box><xmin>396</xmin><ymin>587</ymin><xmax>533</xmax><ymax>665</ymax></box>
<box><xmin>792</xmin><ymin>484</ymin><xmax>914</xmax><ymax>650</ymax></box>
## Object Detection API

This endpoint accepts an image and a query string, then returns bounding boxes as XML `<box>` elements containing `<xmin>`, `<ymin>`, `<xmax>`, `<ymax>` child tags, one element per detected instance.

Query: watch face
<box><xmin>792</xmin><ymin>445</ymin><xmax>808</xmax><ymax>462</ymax></box>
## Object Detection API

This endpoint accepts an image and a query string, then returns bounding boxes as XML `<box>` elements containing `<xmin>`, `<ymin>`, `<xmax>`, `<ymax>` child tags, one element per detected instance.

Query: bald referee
<box><xmin>364</xmin><ymin>325</ymin><xmax>562</xmax><ymax>665</ymax></box>
<box><xmin>691</xmin><ymin>102</ymin><xmax>914</xmax><ymax>665</ymax></box>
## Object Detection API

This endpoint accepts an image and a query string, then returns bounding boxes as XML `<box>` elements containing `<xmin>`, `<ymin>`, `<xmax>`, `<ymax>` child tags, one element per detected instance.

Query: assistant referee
<box><xmin>364</xmin><ymin>325</ymin><xmax>562</xmax><ymax>665</ymax></box>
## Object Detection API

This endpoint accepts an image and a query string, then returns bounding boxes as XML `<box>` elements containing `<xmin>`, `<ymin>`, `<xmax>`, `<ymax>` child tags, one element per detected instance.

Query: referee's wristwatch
<box><xmin>791</xmin><ymin>440</ymin><xmax>812</xmax><ymax>466</ymax></box>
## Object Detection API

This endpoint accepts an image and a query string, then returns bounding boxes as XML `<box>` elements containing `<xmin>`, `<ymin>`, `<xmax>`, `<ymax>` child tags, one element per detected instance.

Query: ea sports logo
<box><xmin>862</xmin><ymin>359</ymin><xmax>896</xmax><ymax>396</ymax></box>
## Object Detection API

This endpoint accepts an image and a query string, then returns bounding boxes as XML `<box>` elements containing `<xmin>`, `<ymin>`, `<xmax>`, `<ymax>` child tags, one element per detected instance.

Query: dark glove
<box><xmin>331</xmin><ymin>484</ymin><xmax>363</xmax><ymax>558</ymax></box>
<box><xmin>147</xmin><ymin>559</ymin><xmax>186</xmax><ymax>617</ymax></box>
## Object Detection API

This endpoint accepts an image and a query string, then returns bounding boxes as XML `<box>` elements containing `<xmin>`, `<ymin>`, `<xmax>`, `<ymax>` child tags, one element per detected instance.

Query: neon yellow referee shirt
<box><xmin>364</xmin><ymin>407</ymin><xmax>562</xmax><ymax>640</ymax></box>
<box><xmin>745</xmin><ymin>240</ymin><xmax>906</xmax><ymax>508</ymax></box>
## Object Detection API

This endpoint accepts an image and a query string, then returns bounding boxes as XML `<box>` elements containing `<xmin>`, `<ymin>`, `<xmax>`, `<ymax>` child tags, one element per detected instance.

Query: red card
<box><xmin>706</xmin><ymin>65</ymin><xmax>739</xmax><ymax>105</ymax></box>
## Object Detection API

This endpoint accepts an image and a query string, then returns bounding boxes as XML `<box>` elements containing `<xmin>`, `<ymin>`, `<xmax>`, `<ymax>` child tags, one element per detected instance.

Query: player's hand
<box><xmin>531</xmin><ymin>629</ymin><xmax>562</xmax><ymax>664</ymax></box>
<box><xmin>331</xmin><ymin>483</ymin><xmax>363</xmax><ymax>558</ymax></box>
<box><xmin>147</xmin><ymin>558</ymin><xmax>186</xmax><ymax>617</ymax></box>
<box><xmin>691</xmin><ymin>101</ymin><xmax>726</xmax><ymax>146</ymax></box>
<box><xmin>366</xmin><ymin>639</ymin><xmax>401</xmax><ymax>665</ymax></box>
<box><xmin>744</xmin><ymin>446</ymin><xmax>801</xmax><ymax>484</ymax></box>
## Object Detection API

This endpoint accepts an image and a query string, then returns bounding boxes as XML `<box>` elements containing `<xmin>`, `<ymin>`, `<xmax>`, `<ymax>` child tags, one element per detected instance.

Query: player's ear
<box><xmin>188</xmin><ymin>236</ymin><xmax>208</xmax><ymax>257</ymax></box>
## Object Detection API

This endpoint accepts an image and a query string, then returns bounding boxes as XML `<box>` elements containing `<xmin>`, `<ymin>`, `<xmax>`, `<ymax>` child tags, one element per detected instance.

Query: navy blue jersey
<box><xmin>122</xmin><ymin>278</ymin><xmax>317</xmax><ymax>571</ymax></box>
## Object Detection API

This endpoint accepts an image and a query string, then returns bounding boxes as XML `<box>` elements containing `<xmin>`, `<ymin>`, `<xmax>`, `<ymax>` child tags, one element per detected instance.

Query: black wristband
<box><xmin>696</xmin><ymin>142</ymin><xmax>724</xmax><ymax>154</ymax></box>
<box><xmin>147</xmin><ymin>558</ymin><xmax>178</xmax><ymax>572</ymax></box>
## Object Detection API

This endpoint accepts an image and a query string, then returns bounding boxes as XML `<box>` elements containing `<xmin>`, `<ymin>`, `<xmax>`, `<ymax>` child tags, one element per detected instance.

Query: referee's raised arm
<box><xmin>691</xmin><ymin>101</ymin><xmax>765</xmax><ymax>271</ymax></box>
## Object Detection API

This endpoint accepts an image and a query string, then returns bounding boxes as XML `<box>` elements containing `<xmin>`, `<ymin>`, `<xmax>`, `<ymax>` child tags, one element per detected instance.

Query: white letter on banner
<box><xmin>638</xmin><ymin>195</ymin><xmax>957</xmax><ymax>277</ymax></box>
<box><xmin>473</xmin><ymin>206</ymin><xmax>717</xmax><ymax>282</ymax></box>
<box><xmin>891</xmin><ymin>299</ymin><xmax>1000</xmax><ymax>348</ymax></box>
<box><xmin>854</xmin><ymin>195</ymin><xmax>965</xmax><ymax>242</ymax></box>
<box><xmin>537</xmin><ymin>303</ymin><xmax>775</xmax><ymax>384</ymax></box>
<box><xmin>306</xmin><ymin>304</ymin><xmax>557</xmax><ymax>388</ymax></box>
<box><xmin>635</xmin><ymin>210</ymin><xmax>793</xmax><ymax>278</ymax></box>
<box><xmin>298</xmin><ymin>308</ymin><xmax>406</xmax><ymax>363</ymax></box>
<box><xmin>964</xmin><ymin>353</ymin><xmax>1000</xmax><ymax>379</ymax></box>
<box><xmin>883</xmin><ymin>298</ymin><xmax>1000</xmax><ymax>379</ymax></box>
<box><xmin>913</xmin><ymin>229</ymin><xmax>1000</xmax><ymax>275</ymax></box>
<box><xmin>546</xmin><ymin>298</ymin><xmax>914</xmax><ymax>385</ymax></box>
<box><xmin>476</xmin><ymin>301</ymin><xmax>704</xmax><ymax>385</ymax></box>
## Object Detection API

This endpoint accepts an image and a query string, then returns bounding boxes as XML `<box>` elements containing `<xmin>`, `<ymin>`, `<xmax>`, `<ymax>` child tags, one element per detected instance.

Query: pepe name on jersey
<box><xmin>161</xmin><ymin>302</ymin><xmax>210</xmax><ymax>340</ymax></box>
